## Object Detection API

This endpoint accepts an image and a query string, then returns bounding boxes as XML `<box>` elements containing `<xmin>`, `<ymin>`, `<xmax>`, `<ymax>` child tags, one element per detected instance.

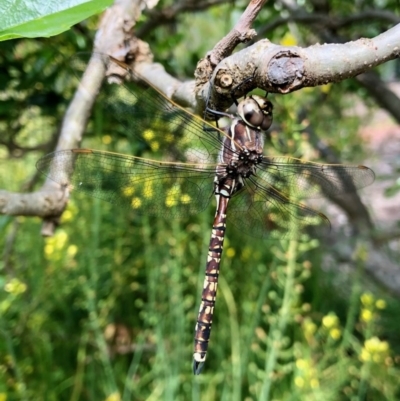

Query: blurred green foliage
<box><xmin>1</xmin><ymin>1</ymin><xmax>400</xmax><ymax>400</ymax></box>
<box><xmin>0</xmin><ymin>0</ymin><xmax>113</xmax><ymax>41</ymax></box>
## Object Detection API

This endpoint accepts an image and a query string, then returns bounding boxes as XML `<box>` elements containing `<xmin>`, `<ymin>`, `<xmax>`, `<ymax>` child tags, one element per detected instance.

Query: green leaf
<box><xmin>0</xmin><ymin>0</ymin><xmax>113</xmax><ymax>41</ymax></box>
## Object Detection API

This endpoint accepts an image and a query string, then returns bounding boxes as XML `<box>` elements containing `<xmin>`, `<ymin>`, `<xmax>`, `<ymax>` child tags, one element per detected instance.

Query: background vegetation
<box><xmin>1</xmin><ymin>1</ymin><xmax>400</xmax><ymax>400</ymax></box>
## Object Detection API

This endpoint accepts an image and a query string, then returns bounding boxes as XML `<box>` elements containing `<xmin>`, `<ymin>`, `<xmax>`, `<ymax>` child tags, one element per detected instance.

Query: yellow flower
<box><xmin>303</xmin><ymin>319</ymin><xmax>317</xmax><ymax>338</ymax></box>
<box><xmin>360</xmin><ymin>337</ymin><xmax>390</xmax><ymax>363</ymax></box>
<box><xmin>61</xmin><ymin>209</ymin><xmax>73</xmax><ymax>223</ymax></box>
<box><xmin>143</xmin><ymin>182</ymin><xmax>154</xmax><ymax>199</ymax></box>
<box><xmin>5</xmin><ymin>278</ymin><xmax>27</xmax><ymax>295</ymax></box>
<box><xmin>320</xmin><ymin>83</ymin><xmax>331</xmax><ymax>94</ymax></box>
<box><xmin>122</xmin><ymin>186</ymin><xmax>134</xmax><ymax>197</ymax></box>
<box><xmin>102</xmin><ymin>135</ymin><xmax>112</xmax><ymax>145</ymax></box>
<box><xmin>142</xmin><ymin>129</ymin><xmax>155</xmax><ymax>141</ymax></box>
<box><xmin>131</xmin><ymin>197</ymin><xmax>142</xmax><ymax>209</ymax></box>
<box><xmin>296</xmin><ymin>359</ymin><xmax>308</xmax><ymax>370</ymax></box>
<box><xmin>226</xmin><ymin>248</ymin><xmax>235</xmax><ymax>258</ymax></box>
<box><xmin>294</xmin><ymin>376</ymin><xmax>305</xmax><ymax>388</ymax></box>
<box><xmin>44</xmin><ymin>230</ymin><xmax>70</xmax><ymax>260</ymax></box>
<box><xmin>360</xmin><ymin>309</ymin><xmax>373</xmax><ymax>322</ymax></box>
<box><xmin>360</xmin><ymin>292</ymin><xmax>374</xmax><ymax>306</ymax></box>
<box><xmin>150</xmin><ymin>141</ymin><xmax>159</xmax><ymax>151</ymax></box>
<box><xmin>57</xmin><ymin>231</ymin><xmax>68</xmax><ymax>248</ymax></box>
<box><xmin>372</xmin><ymin>339</ymin><xmax>389</xmax><ymax>353</ymax></box>
<box><xmin>50</xmin><ymin>230</ymin><xmax>68</xmax><ymax>250</ymax></box>
<box><xmin>104</xmin><ymin>392</ymin><xmax>121</xmax><ymax>401</ymax></box>
<box><xmin>329</xmin><ymin>328</ymin><xmax>341</xmax><ymax>340</ymax></box>
<box><xmin>180</xmin><ymin>194</ymin><xmax>191</xmax><ymax>204</ymax></box>
<box><xmin>67</xmin><ymin>245</ymin><xmax>78</xmax><ymax>257</ymax></box>
<box><xmin>165</xmin><ymin>185</ymin><xmax>180</xmax><ymax>207</ymax></box>
<box><xmin>165</xmin><ymin>197</ymin><xmax>177</xmax><ymax>207</ymax></box>
<box><xmin>0</xmin><ymin>392</ymin><xmax>7</xmax><ymax>401</ymax></box>
<box><xmin>295</xmin><ymin>357</ymin><xmax>320</xmax><ymax>391</ymax></box>
<box><xmin>322</xmin><ymin>313</ymin><xmax>339</xmax><ymax>329</ymax></box>
<box><xmin>280</xmin><ymin>32</ymin><xmax>298</xmax><ymax>47</ymax></box>
<box><xmin>61</xmin><ymin>202</ymin><xmax>77</xmax><ymax>223</ymax></box>
<box><xmin>375</xmin><ymin>299</ymin><xmax>386</xmax><ymax>309</ymax></box>
<box><xmin>44</xmin><ymin>243</ymin><xmax>54</xmax><ymax>256</ymax></box>
<box><xmin>360</xmin><ymin>348</ymin><xmax>371</xmax><ymax>362</ymax></box>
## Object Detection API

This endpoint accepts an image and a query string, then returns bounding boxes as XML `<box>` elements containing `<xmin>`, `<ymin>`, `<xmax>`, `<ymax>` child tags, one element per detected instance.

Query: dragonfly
<box><xmin>36</xmin><ymin>52</ymin><xmax>375</xmax><ymax>375</ymax></box>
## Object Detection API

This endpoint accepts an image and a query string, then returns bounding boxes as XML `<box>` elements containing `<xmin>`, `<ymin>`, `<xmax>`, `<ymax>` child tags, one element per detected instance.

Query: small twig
<box><xmin>207</xmin><ymin>0</ymin><xmax>267</xmax><ymax>67</ymax></box>
<box><xmin>195</xmin><ymin>0</ymin><xmax>267</xmax><ymax>112</ymax></box>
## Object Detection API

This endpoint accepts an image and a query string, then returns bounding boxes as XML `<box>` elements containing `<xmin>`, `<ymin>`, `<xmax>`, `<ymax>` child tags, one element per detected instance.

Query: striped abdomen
<box><xmin>193</xmin><ymin>179</ymin><xmax>233</xmax><ymax>375</ymax></box>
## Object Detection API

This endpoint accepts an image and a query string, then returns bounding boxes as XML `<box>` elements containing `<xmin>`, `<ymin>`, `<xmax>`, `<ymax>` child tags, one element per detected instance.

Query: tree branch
<box><xmin>0</xmin><ymin>189</ymin><xmax>67</xmax><ymax>218</ymax></box>
<box><xmin>202</xmin><ymin>23</ymin><xmax>400</xmax><ymax>113</ymax></box>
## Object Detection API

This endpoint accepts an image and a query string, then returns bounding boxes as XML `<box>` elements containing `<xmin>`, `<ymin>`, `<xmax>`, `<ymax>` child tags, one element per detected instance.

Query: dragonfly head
<box><xmin>237</xmin><ymin>95</ymin><xmax>273</xmax><ymax>131</ymax></box>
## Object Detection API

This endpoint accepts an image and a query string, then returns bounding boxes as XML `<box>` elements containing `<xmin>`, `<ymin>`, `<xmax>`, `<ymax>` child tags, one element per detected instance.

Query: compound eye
<box><xmin>238</xmin><ymin>95</ymin><xmax>274</xmax><ymax>130</ymax></box>
<box><xmin>254</xmin><ymin>97</ymin><xmax>273</xmax><ymax>131</ymax></box>
<box><xmin>260</xmin><ymin>115</ymin><xmax>273</xmax><ymax>131</ymax></box>
<box><xmin>238</xmin><ymin>98</ymin><xmax>264</xmax><ymax>127</ymax></box>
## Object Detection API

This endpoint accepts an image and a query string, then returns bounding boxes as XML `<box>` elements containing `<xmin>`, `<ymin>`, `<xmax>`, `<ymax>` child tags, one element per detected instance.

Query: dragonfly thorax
<box><xmin>225</xmin><ymin>149</ymin><xmax>263</xmax><ymax>178</ymax></box>
<box><xmin>218</xmin><ymin>111</ymin><xmax>266</xmax><ymax>175</ymax></box>
<box><xmin>216</xmin><ymin>145</ymin><xmax>263</xmax><ymax>196</ymax></box>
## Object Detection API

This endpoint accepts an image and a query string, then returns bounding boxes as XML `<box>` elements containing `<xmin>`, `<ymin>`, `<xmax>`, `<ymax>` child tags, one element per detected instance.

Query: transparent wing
<box><xmin>37</xmin><ymin>149</ymin><xmax>216</xmax><ymax>217</ymax></box>
<box><xmin>228</xmin><ymin>157</ymin><xmax>374</xmax><ymax>238</ymax></box>
<box><xmin>228</xmin><ymin>177</ymin><xmax>329</xmax><ymax>239</ymax></box>
<box><xmin>71</xmin><ymin>52</ymin><xmax>236</xmax><ymax>164</ymax></box>
<box><xmin>259</xmin><ymin>157</ymin><xmax>375</xmax><ymax>199</ymax></box>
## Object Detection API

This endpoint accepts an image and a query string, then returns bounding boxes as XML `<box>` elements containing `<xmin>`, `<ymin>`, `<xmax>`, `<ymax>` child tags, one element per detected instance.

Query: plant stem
<box><xmin>259</xmin><ymin>238</ymin><xmax>298</xmax><ymax>401</ymax></box>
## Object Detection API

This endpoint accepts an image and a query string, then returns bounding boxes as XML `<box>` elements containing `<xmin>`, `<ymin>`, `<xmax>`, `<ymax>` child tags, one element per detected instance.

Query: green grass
<box><xmin>1</xmin><ymin>189</ymin><xmax>400</xmax><ymax>400</ymax></box>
